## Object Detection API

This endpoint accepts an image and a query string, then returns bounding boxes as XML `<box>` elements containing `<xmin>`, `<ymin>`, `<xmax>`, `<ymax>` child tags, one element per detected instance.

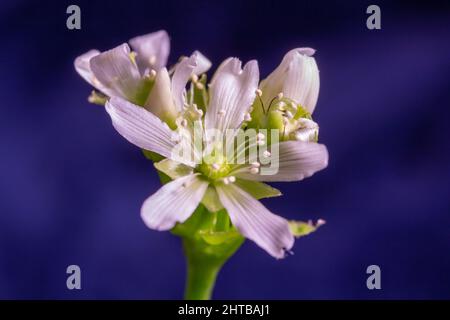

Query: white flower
<box><xmin>104</xmin><ymin>57</ymin><xmax>328</xmax><ymax>259</ymax></box>
<box><xmin>74</xmin><ymin>30</ymin><xmax>211</xmax><ymax>122</ymax></box>
<box><xmin>259</xmin><ymin>48</ymin><xmax>319</xmax><ymax>113</ymax></box>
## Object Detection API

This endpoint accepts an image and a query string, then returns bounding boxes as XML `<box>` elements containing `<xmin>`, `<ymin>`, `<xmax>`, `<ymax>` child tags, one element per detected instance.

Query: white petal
<box><xmin>260</xmin><ymin>48</ymin><xmax>320</xmax><ymax>113</ymax></box>
<box><xmin>90</xmin><ymin>44</ymin><xmax>143</xmax><ymax>101</ymax></box>
<box><xmin>105</xmin><ymin>96</ymin><xmax>179</xmax><ymax>161</ymax></box>
<box><xmin>205</xmin><ymin>58</ymin><xmax>259</xmax><ymax>133</ymax></box>
<box><xmin>192</xmin><ymin>50</ymin><xmax>212</xmax><ymax>75</ymax></box>
<box><xmin>144</xmin><ymin>67</ymin><xmax>178</xmax><ymax>121</ymax></box>
<box><xmin>236</xmin><ymin>141</ymin><xmax>328</xmax><ymax>182</ymax></box>
<box><xmin>141</xmin><ymin>174</ymin><xmax>208</xmax><ymax>230</ymax></box>
<box><xmin>171</xmin><ymin>53</ymin><xmax>199</xmax><ymax>111</ymax></box>
<box><xmin>216</xmin><ymin>184</ymin><xmax>294</xmax><ymax>258</ymax></box>
<box><xmin>129</xmin><ymin>30</ymin><xmax>170</xmax><ymax>72</ymax></box>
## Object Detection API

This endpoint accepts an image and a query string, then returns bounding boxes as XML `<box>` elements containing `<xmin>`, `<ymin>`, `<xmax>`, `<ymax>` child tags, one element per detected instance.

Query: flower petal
<box><xmin>105</xmin><ymin>96</ymin><xmax>179</xmax><ymax>160</ymax></box>
<box><xmin>236</xmin><ymin>141</ymin><xmax>328</xmax><ymax>182</ymax></box>
<box><xmin>141</xmin><ymin>174</ymin><xmax>208</xmax><ymax>230</ymax></box>
<box><xmin>144</xmin><ymin>67</ymin><xmax>178</xmax><ymax>123</ymax></box>
<box><xmin>260</xmin><ymin>48</ymin><xmax>319</xmax><ymax>113</ymax></box>
<box><xmin>205</xmin><ymin>58</ymin><xmax>259</xmax><ymax>133</ymax></box>
<box><xmin>129</xmin><ymin>30</ymin><xmax>170</xmax><ymax>72</ymax></box>
<box><xmin>216</xmin><ymin>183</ymin><xmax>294</xmax><ymax>258</ymax></box>
<box><xmin>170</xmin><ymin>51</ymin><xmax>212</xmax><ymax>111</ymax></box>
<box><xmin>171</xmin><ymin>53</ymin><xmax>199</xmax><ymax>111</ymax></box>
<box><xmin>192</xmin><ymin>50</ymin><xmax>211</xmax><ymax>75</ymax></box>
<box><xmin>90</xmin><ymin>44</ymin><xmax>143</xmax><ymax>101</ymax></box>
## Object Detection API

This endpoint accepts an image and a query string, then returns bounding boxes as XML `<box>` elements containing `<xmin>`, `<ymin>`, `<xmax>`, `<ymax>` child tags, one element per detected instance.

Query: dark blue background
<box><xmin>1</xmin><ymin>0</ymin><xmax>449</xmax><ymax>299</ymax></box>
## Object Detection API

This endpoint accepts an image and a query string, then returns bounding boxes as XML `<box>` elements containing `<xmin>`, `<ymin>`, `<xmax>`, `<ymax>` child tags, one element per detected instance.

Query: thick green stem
<box><xmin>184</xmin><ymin>248</ymin><xmax>222</xmax><ymax>300</ymax></box>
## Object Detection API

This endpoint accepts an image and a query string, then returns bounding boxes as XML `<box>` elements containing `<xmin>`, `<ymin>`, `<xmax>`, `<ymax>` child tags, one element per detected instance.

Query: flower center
<box><xmin>197</xmin><ymin>153</ymin><xmax>231</xmax><ymax>181</ymax></box>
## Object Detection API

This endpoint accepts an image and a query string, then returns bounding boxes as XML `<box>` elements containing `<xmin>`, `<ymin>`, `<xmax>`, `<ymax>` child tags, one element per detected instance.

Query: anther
<box><xmin>286</xmin><ymin>111</ymin><xmax>294</xmax><ymax>119</ymax></box>
<box><xmin>228</xmin><ymin>176</ymin><xmax>236</xmax><ymax>183</ymax></box>
<box><xmin>277</xmin><ymin>92</ymin><xmax>284</xmax><ymax>100</ymax></box>
<box><xmin>263</xmin><ymin>150</ymin><xmax>271</xmax><ymax>158</ymax></box>
<box><xmin>212</xmin><ymin>163</ymin><xmax>220</xmax><ymax>170</ymax></box>
<box><xmin>255</xmin><ymin>89</ymin><xmax>263</xmax><ymax>97</ymax></box>
<box><xmin>196</xmin><ymin>82</ymin><xmax>204</xmax><ymax>90</ymax></box>
<box><xmin>191</xmin><ymin>74</ymin><xmax>199</xmax><ymax>83</ymax></box>
<box><xmin>244</xmin><ymin>113</ymin><xmax>252</xmax><ymax>121</ymax></box>
<box><xmin>251</xmin><ymin>162</ymin><xmax>260</xmax><ymax>168</ymax></box>
<box><xmin>250</xmin><ymin>167</ymin><xmax>259</xmax><ymax>174</ymax></box>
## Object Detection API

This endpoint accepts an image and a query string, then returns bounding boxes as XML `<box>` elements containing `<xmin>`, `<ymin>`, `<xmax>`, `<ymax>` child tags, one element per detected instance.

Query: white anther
<box><xmin>180</xmin><ymin>119</ymin><xmax>188</xmax><ymax>127</ymax></box>
<box><xmin>244</xmin><ymin>113</ymin><xmax>252</xmax><ymax>121</ymax></box>
<box><xmin>212</xmin><ymin>163</ymin><xmax>220</xmax><ymax>170</ymax></box>
<box><xmin>257</xmin><ymin>140</ymin><xmax>265</xmax><ymax>146</ymax></box>
<box><xmin>149</xmin><ymin>69</ymin><xmax>157</xmax><ymax>77</ymax></box>
<box><xmin>223</xmin><ymin>177</ymin><xmax>230</xmax><ymax>185</ymax></box>
<box><xmin>263</xmin><ymin>150</ymin><xmax>271</xmax><ymax>158</ymax></box>
<box><xmin>277</xmin><ymin>92</ymin><xmax>284</xmax><ymax>100</ymax></box>
<box><xmin>191</xmin><ymin>74</ymin><xmax>199</xmax><ymax>82</ymax></box>
<box><xmin>316</xmin><ymin>219</ymin><xmax>326</xmax><ymax>226</ymax></box>
<box><xmin>228</xmin><ymin>176</ymin><xmax>236</xmax><ymax>183</ymax></box>
<box><xmin>250</xmin><ymin>167</ymin><xmax>259</xmax><ymax>174</ymax></box>
<box><xmin>255</xmin><ymin>89</ymin><xmax>263</xmax><ymax>97</ymax></box>
<box><xmin>196</xmin><ymin>82</ymin><xmax>204</xmax><ymax>90</ymax></box>
<box><xmin>256</xmin><ymin>132</ymin><xmax>265</xmax><ymax>140</ymax></box>
<box><xmin>251</xmin><ymin>162</ymin><xmax>260</xmax><ymax>168</ymax></box>
<box><xmin>286</xmin><ymin>111</ymin><xmax>294</xmax><ymax>119</ymax></box>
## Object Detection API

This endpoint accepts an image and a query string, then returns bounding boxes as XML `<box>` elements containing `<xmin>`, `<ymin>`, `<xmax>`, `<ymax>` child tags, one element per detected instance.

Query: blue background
<box><xmin>0</xmin><ymin>0</ymin><xmax>449</xmax><ymax>299</ymax></box>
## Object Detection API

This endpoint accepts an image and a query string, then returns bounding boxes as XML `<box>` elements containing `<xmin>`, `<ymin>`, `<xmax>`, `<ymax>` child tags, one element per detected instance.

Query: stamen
<box><xmin>196</xmin><ymin>82</ymin><xmax>204</xmax><ymax>90</ymax></box>
<box><xmin>251</xmin><ymin>162</ymin><xmax>260</xmax><ymax>168</ymax></box>
<box><xmin>255</xmin><ymin>89</ymin><xmax>263</xmax><ymax>97</ymax></box>
<box><xmin>250</xmin><ymin>167</ymin><xmax>259</xmax><ymax>174</ymax></box>
<box><xmin>149</xmin><ymin>69</ymin><xmax>157</xmax><ymax>77</ymax></box>
<box><xmin>223</xmin><ymin>177</ymin><xmax>230</xmax><ymax>185</ymax></box>
<box><xmin>263</xmin><ymin>150</ymin><xmax>271</xmax><ymax>158</ymax></box>
<box><xmin>191</xmin><ymin>74</ymin><xmax>199</xmax><ymax>83</ymax></box>
<box><xmin>244</xmin><ymin>113</ymin><xmax>252</xmax><ymax>121</ymax></box>
<box><xmin>316</xmin><ymin>219</ymin><xmax>326</xmax><ymax>226</ymax></box>
<box><xmin>212</xmin><ymin>163</ymin><xmax>220</xmax><ymax>170</ymax></box>
<box><xmin>228</xmin><ymin>176</ymin><xmax>236</xmax><ymax>183</ymax></box>
<box><xmin>180</xmin><ymin>119</ymin><xmax>188</xmax><ymax>127</ymax></box>
<box><xmin>277</xmin><ymin>92</ymin><xmax>284</xmax><ymax>100</ymax></box>
<box><xmin>286</xmin><ymin>111</ymin><xmax>294</xmax><ymax>119</ymax></box>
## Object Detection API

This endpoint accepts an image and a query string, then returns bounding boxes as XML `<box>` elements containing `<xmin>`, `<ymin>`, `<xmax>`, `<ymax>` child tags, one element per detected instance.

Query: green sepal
<box><xmin>289</xmin><ymin>220</ymin><xmax>325</xmax><ymax>238</ymax></box>
<box><xmin>201</xmin><ymin>187</ymin><xmax>223</xmax><ymax>213</ymax></box>
<box><xmin>234</xmin><ymin>179</ymin><xmax>282</xmax><ymax>199</ymax></box>
<box><xmin>87</xmin><ymin>90</ymin><xmax>107</xmax><ymax>105</ymax></box>
<box><xmin>153</xmin><ymin>158</ymin><xmax>193</xmax><ymax>180</ymax></box>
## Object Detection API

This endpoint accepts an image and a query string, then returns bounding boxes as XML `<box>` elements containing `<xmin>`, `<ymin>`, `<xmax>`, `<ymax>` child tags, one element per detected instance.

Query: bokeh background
<box><xmin>1</xmin><ymin>0</ymin><xmax>449</xmax><ymax>299</ymax></box>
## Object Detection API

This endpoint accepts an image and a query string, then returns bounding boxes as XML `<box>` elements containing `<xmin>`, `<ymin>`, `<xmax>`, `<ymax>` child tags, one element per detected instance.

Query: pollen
<box><xmin>250</xmin><ymin>167</ymin><xmax>259</xmax><ymax>174</ymax></box>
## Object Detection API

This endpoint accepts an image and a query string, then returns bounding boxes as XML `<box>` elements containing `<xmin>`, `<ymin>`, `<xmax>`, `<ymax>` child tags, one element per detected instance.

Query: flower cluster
<box><xmin>75</xmin><ymin>30</ymin><xmax>328</xmax><ymax>259</ymax></box>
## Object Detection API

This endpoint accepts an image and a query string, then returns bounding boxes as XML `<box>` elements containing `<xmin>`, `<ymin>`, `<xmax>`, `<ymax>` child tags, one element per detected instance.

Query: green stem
<box><xmin>183</xmin><ymin>238</ymin><xmax>224</xmax><ymax>300</ymax></box>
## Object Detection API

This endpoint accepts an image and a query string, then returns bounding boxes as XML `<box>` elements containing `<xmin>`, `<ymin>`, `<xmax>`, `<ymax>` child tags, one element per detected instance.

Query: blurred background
<box><xmin>0</xmin><ymin>0</ymin><xmax>449</xmax><ymax>299</ymax></box>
